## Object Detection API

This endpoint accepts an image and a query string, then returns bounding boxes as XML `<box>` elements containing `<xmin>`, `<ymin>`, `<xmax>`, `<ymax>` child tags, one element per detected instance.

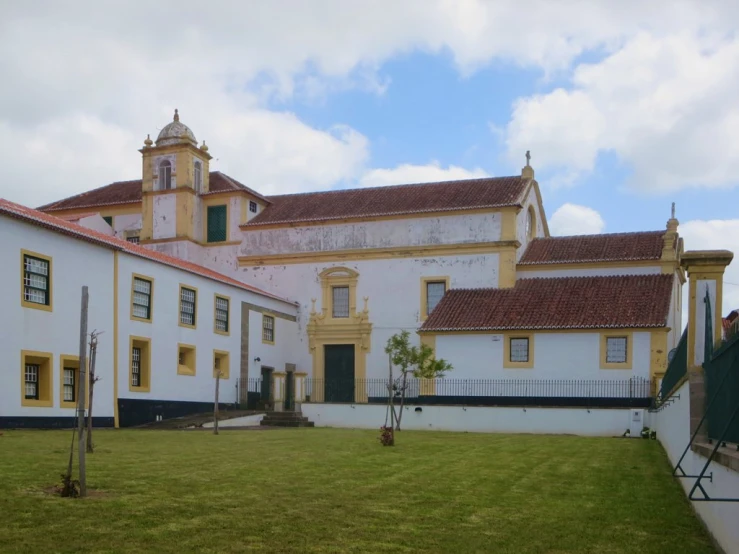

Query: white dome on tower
<box><xmin>156</xmin><ymin>109</ymin><xmax>197</xmax><ymax>147</ymax></box>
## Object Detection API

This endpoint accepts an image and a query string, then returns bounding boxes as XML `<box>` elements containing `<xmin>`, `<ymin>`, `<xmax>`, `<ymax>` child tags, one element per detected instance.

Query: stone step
<box><xmin>262</xmin><ymin>412</ymin><xmax>306</xmax><ymax>419</ymax></box>
<box><xmin>260</xmin><ymin>416</ymin><xmax>310</xmax><ymax>424</ymax></box>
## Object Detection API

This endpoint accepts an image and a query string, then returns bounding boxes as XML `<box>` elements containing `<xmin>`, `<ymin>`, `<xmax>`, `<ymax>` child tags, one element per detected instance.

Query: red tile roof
<box><xmin>519</xmin><ymin>231</ymin><xmax>665</xmax><ymax>265</ymax></box>
<box><xmin>244</xmin><ymin>176</ymin><xmax>530</xmax><ymax>226</ymax></box>
<box><xmin>0</xmin><ymin>198</ymin><xmax>293</xmax><ymax>305</ymax></box>
<box><xmin>36</xmin><ymin>171</ymin><xmax>269</xmax><ymax>212</ymax></box>
<box><xmin>420</xmin><ymin>274</ymin><xmax>673</xmax><ymax>332</ymax></box>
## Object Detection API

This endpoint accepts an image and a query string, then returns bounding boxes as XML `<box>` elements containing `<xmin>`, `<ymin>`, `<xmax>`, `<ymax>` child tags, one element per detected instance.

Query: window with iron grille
<box><xmin>249</xmin><ymin>200</ymin><xmax>258</xmax><ymax>213</ymax></box>
<box><xmin>132</xmin><ymin>277</ymin><xmax>152</xmax><ymax>320</ymax></box>
<box><xmin>131</xmin><ymin>347</ymin><xmax>141</xmax><ymax>387</ymax></box>
<box><xmin>127</xmin><ymin>236</ymin><xmax>140</xmax><ymax>244</ymax></box>
<box><xmin>194</xmin><ymin>160</ymin><xmax>202</xmax><ymax>192</ymax></box>
<box><xmin>509</xmin><ymin>338</ymin><xmax>529</xmax><ymax>362</ymax></box>
<box><xmin>215</xmin><ymin>296</ymin><xmax>229</xmax><ymax>333</ymax></box>
<box><xmin>426</xmin><ymin>281</ymin><xmax>446</xmax><ymax>316</ymax></box>
<box><xmin>180</xmin><ymin>287</ymin><xmax>196</xmax><ymax>326</ymax></box>
<box><xmin>606</xmin><ymin>337</ymin><xmax>628</xmax><ymax>363</ymax></box>
<box><xmin>159</xmin><ymin>160</ymin><xmax>172</xmax><ymax>189</ymax></box>
<box><xmin>332</xmin><ymin>286</ymin><xmax>350</xmax><ymax>318</ymax></box>
<box><xmin>23</xmin><ymin>254</ymin><xmax>50</xmax><ymax>306</ymax></box>
<box><xmin>206</xmin><ymin>205</ymin><xmax>227</xmax><ymax>243</ymax></box>
<box><xmin>25</xmin><ymin>364</ymin><xmax>39</xmax><ymax>399</ymax></box>
<box><xmin>262</xmin><ymin>314</ymin><xmax>275</xmax><ymax>343</ymax></box>
<box><xmin>63</xmin><ymin>367</ymin><xmax>76</xmax><ymax>403</ymax></box>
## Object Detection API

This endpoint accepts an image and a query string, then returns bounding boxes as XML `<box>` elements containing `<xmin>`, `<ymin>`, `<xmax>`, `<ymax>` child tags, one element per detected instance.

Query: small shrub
<box><xmin>56</xmin><ymin>473</ymin><xmax>80</xmax><ymax>498</ymax></box>
<box><xmin>379</xmin><ymin>426</ymin><xmax>394</xmax><ymax>447</ymax></box>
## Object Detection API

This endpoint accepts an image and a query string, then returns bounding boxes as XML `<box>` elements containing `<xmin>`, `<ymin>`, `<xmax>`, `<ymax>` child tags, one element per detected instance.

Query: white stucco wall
<box><xmin>434</xmin><ymin>332</ymin><xmax>651</xmax><ymax>382</ymax></box>
<box><xmin>241</xmin><ymin>212</ymin><xmax>503</xmax><ymax>256</ymax></box>
<box><xmin>516</xmin><ymin>266</ymin><xmax>662</xmax><ymax>279</ymax></box>
<box><xmin>515</xmin><ymin>186</ymin><xmax>546</xmax><ymax>260</ymax></box>
<box><xmin>0</xmin><ymin>218</ymin><xmax>116</xmax><ymax>421</ymax></box>
<box><xmin>651</xmin><ymin>380</ymin><xmax>739</xmax><ymax>553</ymax></box>
<box><xmin>117</xmin><ymin>253</ymin><xmax>298</xmax><ymax>406</ymax></box>
<box><xmin>242</xmin><ymin>254</ymin><xmax>501</xmax><ymax>378</ymax></box>
<box><xmin>152</xmin><ymin>195</ymin><xmax>177</xmax><ymax>239</ymax></box>
<box><xmin>78</xmin><ymin>214</ymin><xmax>115</xmax><ymax>236</ymax></box>
<box><xmin>302</xmin><ymin>403</ymin><xmax>635</xmax><ymax>436</ymax></box>
<box><xmin>112</xmin><ymin>213</ymin><xmax>142</xmax><ymax>237</ymax></box>
<box><xmin>248</xmin><ymin>310</ymin><xmax>301</xmax><ymax>377</ymax></box>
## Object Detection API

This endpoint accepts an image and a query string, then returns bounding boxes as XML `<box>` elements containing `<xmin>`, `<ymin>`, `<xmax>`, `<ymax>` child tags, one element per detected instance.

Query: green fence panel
<box><xmin>660</xmin><ymin>329</ymin><xmax>688</xmax><ymax>399</ymax></box>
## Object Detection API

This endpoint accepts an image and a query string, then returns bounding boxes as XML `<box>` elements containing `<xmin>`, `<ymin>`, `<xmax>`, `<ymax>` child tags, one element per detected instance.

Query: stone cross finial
<box><xmin>525</xmin><ymin>150</ymin><xmax>531</xmax><ymax>166</ymax></box>
<box><xmin>671</xmin><ymin>202</ymin><xmax>675</xmax><ymax>219</ymax></box>
<box><xmin>174</xmin><ymin>108</ymin><xmax>179</xmax><ymax>122</ymax></box>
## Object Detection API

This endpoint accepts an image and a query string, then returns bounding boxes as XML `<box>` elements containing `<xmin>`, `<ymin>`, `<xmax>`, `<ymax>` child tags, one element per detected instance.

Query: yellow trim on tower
<box><xmin>213</xmin><ymin>293</ymin><xmax>231</xmax><ymax>336</ymax></box>
<box><xmin>238</xmin><ymin>240</ymin><xmax>520</xmax><ymax>266</ymax></box>
<box><xmin>503</xmin><ymin>332</ymin><xmax>535</xmax><ymax>369</ymax></box>
<box><xmin>20</xmin><ymin>350</ymin><xmax>54</xmax><ymax>408</ymax></box>
<box><xmin>420</xmin><ymin>276</ymin><xmax>450</xmax><ymax>321</ymax></box>
<box><xmin>498</xmin><ymin>247</ymin><xmax>517</xmax><ymax>288</ymax></box>
<box><xmin>129</xmin><ymin>273</ymin><xmax>154</xmax><ymax>323</ymax></box>
<box><xmin>599</xmin><ymin>331</ymin><xmax>633</xmax><ymax>370</ymax></box>
<box><xmin>113</xmin><ymin>252</ymin><xmax>119</xmax><ymax>427</ymax></box>
<box><xmin>178</xmin><ymin>284</ymin><xmax>198</xmax><ymax>329</ymax></box>
<box><xmin>20</xmin><ymin>249</ymin><xmax>53</xmax><ymax>312</ymax></box>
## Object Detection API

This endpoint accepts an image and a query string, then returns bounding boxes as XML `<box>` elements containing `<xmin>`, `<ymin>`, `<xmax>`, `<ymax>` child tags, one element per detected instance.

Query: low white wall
<box><xmin>302</xmin><ymin>403</ymin><xmax>634</xmax><ymax>436</ymax></box>
<box><xmin>651</xmin><ymin>380</ymin><xmax>739</xmax><ymax>554</ymax></box>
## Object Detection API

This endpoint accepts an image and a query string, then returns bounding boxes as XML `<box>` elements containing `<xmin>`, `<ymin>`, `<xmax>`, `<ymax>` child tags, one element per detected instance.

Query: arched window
<box><xmin>159</xmin><ymin>160</ymin><xmax>172</xmax><ymax>190</ymax></box>
<box><xmin>193</xmin><ymin>160</ymin><xmax>202</xmax><ymax>193</ymax></box>
<box><xmin>526</xmin><ymin>206</ymin><xmax>536</xmax><ymax>239</ymax></box>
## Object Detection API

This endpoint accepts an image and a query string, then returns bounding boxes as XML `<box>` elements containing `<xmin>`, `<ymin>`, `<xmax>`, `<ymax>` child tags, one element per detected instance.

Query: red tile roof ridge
<box><xmin>0</xmin><ymin>198</ymin><xmax>295</xmax><ymax>306</ymax></box>
<box><xmin>37</xmin><ymin>178</ymin><xmax>143</xmax><ymax>211</ymax></box>
<box><xmin>202</xmin><ymin>171</ymin><xmax>271</xmax><ymax>203</ymax></box>
<box><xmin>265</xmin><ymin>175</ymin><xmax>527</xmax><ymax>200</ymax></box>
<box><xmin>535</xmin><ymin>230</ymin><xmax>665</xmax><ymax>240</ymax></box>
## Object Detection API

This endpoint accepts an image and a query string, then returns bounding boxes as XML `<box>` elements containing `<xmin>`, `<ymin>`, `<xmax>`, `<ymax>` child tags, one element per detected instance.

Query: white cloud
<box><xmin>2</xmin><ymin>1</ymin><xmax>739</xmax><ymax>206</ymax></box>
<box><xmin>506</xmin><ymin>32</ymin><xmax>739</xmax><ymax>192</ymax></box>
<box><xmin>680</xmin><ymin>220</ymin><xmax>739</xmax><ymax>322</ymax></box>
<box><xmin>549</xmin><ymin>203</ymin><xmax>606</xmax><ymax>236</ymax></box>
<box><xmin>358</xmin><ymin>162</ymin><xmax>488</xmax><ymax>188</ymax></box>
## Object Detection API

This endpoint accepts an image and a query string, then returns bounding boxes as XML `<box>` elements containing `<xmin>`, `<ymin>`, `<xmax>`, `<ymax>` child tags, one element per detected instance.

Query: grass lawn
<box><xmin>0</xmin><ymin>428</ymin><xmax>713</xmax><ymax>553</ymax></box>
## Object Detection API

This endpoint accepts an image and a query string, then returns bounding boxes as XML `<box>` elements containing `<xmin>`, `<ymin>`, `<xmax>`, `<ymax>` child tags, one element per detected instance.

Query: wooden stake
<box><xmin>76</xmin><ymin>287</ymin><xmax>88</xmax><ymax>497</ymax></box>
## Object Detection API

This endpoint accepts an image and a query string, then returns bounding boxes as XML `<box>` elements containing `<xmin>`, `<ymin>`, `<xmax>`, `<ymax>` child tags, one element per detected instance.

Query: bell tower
<box><xmin>139</xmin><ymin>109</ymin><xmax>212</xmax><ymax>243</ymax></box>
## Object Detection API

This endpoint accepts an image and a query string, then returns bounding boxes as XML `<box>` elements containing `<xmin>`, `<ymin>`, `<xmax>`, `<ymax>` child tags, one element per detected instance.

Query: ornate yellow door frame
<box><xmin>307</xmin><ymin>267</ymin><xmax>372</xmax><ymax>402</ymax></box>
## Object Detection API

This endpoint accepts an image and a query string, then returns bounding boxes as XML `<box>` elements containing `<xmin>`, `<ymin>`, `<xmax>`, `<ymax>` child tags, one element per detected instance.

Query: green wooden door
<box><xmin>324</xmin><ymin>345</ymin><xmax>355</xmax><ymax>402</ymax></box>
<box><xmin>207</xmin><ymin>205</ymin><xmax>227</xmax><ymax>243</ymax></box>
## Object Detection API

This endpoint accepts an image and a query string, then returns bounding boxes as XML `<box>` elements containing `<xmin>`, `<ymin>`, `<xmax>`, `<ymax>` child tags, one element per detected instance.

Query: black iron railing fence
<box><xmin>237</xmin><ymin>376</ymin><xmax>652</xmax><ymax>409</ymax></box>
<box><xmin>659</xmin><ymin>330</ymin><xmax>688</xmax><ymax>400</ymax></box>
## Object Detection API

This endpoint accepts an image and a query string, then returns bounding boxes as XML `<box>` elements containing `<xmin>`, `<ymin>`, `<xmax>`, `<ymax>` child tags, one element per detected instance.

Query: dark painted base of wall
<box><xmin>117</xmin><ymin>398</ymin><xmax>237</xmax><ymax>428</ymax></box>
<box><xmin>365</xmin><ymin>395</ymin><xmax>652</xmax><ymax>409</ymax></box>
<box><xmin>0</xmin><ymin>417</ymin><xmax>115</xmax><ymax>429</ymax></box>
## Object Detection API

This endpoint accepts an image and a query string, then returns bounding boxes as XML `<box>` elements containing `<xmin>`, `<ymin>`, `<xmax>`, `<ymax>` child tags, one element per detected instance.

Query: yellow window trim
<box><xmin>20</xmin><ymin>249</ymin><xmax>53</xmax><ymax>312</ymax></box>
<box><xmin>20</xmin><ymin>350</ymin><xmax>54</xmax><ymax>407</ymax></box>
<box><xmin>177</xmin><ymin>343</ymin><xmax>197</xmax><ymax>376</ymax></box>
<box><xmin>600</xmin><ymin>331</ymin><xmax>633</xmax><ymax>370</ymax></box>
<box><xmin>503</xmin><ymin>332</ymin><xmax>535</xmax><ymax>369</ymax></box>
<box><xmin>129</xmin><ymin>336</ymin><xmax>151</xmax><ymax>393</ymax></box>
<box><xmin>130</xmin><ymin>273</ymin><xmax>154</xmax><ymax>323</ymax></box>
<box><xmin>213</xmin><ymin>349</ymin><xmax>230</xmax><ymax>379</ymax></box>
<box><xmin>202</xmin><ymin>197</ymin><xmax>230</xmax><ymax>244</ymax></box>
<box><xmin>262</xmin><ymin>313</ymin><xmax>276</xmax><ymax>345</ymax></box>
<box><xmin>59</xmin><ymin>354</ymin><xmax>88</xmax><ymax>410</ymax></box>
<box><xmin>420</xmin><ymin>276</ymin><xmax>450</xmax><ymax>321</ymax></box>
<box><xmin>319</xmin><ymin>267</ymin><xmax>359</xmax><ymax>321</ymax></box>
<box><xmin>178</xmin><ymin>284</ymin><xmax>198</xmax><ymax>329</ymax></box>
<box><xmin>213</xmin><ymin>293</ymin><xmax>231</xmax><ymax>336</ymax></box>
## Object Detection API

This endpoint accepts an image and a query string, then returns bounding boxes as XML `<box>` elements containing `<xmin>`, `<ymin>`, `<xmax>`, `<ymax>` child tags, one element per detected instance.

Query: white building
<box><xmin>0</xmin><ymin>110</ymin><xmax>713</xmax><ymax>428</ymax></box>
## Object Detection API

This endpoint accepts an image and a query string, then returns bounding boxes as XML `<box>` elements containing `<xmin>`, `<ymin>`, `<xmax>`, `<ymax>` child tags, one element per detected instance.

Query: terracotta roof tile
<box><xmin>420</xmin><ymin>274</ymin><xmax>673</xmax><ymax>332</ymax></box>
<box><xmin>244</xmin><ymin>176</ymin><xmax>529</xmax><ymax>226</ymax></box>
<box><xmin>519</xmin><ymin>231</ymin><xmax>665</xmax><ymax>265</ymax></box>
<box><xmin>37</xmin><ymin>171</ymin><xmax>268</xmax><ymax>212</ymax></box>
<box><xmin>0</xmin><ymin>198</ymin><xmax>292</xmax><ymax>304</ymax></box>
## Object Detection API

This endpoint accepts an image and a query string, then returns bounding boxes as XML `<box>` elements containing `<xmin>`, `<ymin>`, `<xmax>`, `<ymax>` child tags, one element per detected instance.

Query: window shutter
<box><xmin>207</xmin><ymin>205</ymin><xmax>227</xmax><ymax>242</ymax></box>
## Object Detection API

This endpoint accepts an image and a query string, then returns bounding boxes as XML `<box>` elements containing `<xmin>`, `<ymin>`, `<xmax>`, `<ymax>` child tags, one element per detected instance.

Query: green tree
<box><xmin>385</xmin><ymin>331</ymin><xmax>452</xmax><ymax>430</ymax></box>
